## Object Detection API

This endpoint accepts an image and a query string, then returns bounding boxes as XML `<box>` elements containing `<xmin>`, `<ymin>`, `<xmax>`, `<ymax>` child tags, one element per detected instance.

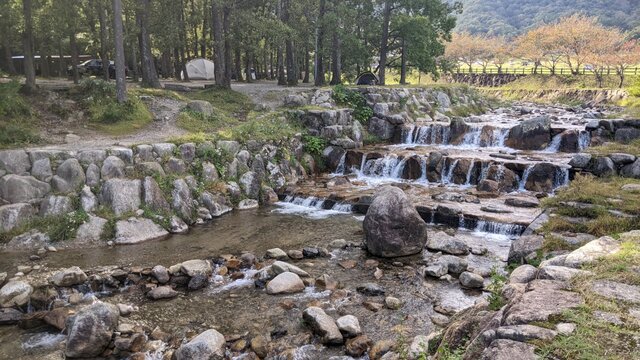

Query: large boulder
<box><xmin>524</xmin><ymin>163</ymin><xmax>559</xmax><ymax>193</ymax></box>
<box><xmin>266</xmin><ymin>272</ymin><xmax>305</xmax><ymax>295</ymax></box>
<box><xmin>52</xmin><ymin>159</ymin><xmax>86</xmax><ymax>194</ymax></box>
<box><xmin>101</xmin><ymin>179</ymin><xmax>142</xmax><ymax>216</ymax></box>
<box><xmin>303</xmin><ymin>306</ymin><xmax>344</xmax><ymax>345</ymax></box>
<box><xmin>6</xmin><ymin>230</ymin><xmax>49</xmax><ymax>250</ymax></box>
<box><xmin>65</xmin><ymin>302</ymin><xmax>119</xmax><ymax>358</ymax></box>
<box><xmin>39</xmin><ymin>195</ymin><xmax>73</xmax><ymax>217</ymax></box>
<box><xmin>187</xmin><ymin>100</ymin><xmax>214</xmax><ymax>116</ymax></box>
<box><xmin>363</xmin><ymin>186</ymin><xmax>428</xmax><ymax>257</ymax></box>
<box><xmin>564</xmin><ymin>236</ymin><xmax>620</xmax><ymax>268</ymax></box>
<box><xmin>0</xmin><ymin>150</ymin><xmax>31</xmax><ymax>175</ymax></box>
<box><xmin>0</xmin><ymin>175</ymin><xmax>50</xmax><ymax>203</ymax></box>
<box><xmin>200</xmin><ymin>192</ymin><xmax>232</xmax><ymax>217</ymax></box>
<box><xmin>508</xmin><ymin>235</ymin><xmax>543</xmax><ymax>264</ymax></box>
<box><xmin>114</xmin><ymin>217</ymin><xmax>169</xmax><ymax>244</ymax></box>
<box><xmin>239</xmin><ymin>171</ymin><xmax>260</xmax><ymax>199</ymax></box>
<box><xmin>172</xmin><ymin>179</ymin><xmax>195</xmax><ymax>224</ymax></box>
<box><xmin>505</xmin><ymin>116</ymin><xmax>551</xmax><ymax>150</ymax></box>
<box><xmin>31</xmin><ymin>158</ymin><xmax>53</xmax><ymax>182</ymax></box>
<box><xmin>0</xmin><ymin>203</ymin><xmax>34</xmax><ymax>232</ymax></box>
<box><xmin>74</xmin><ymin>215</ymin><xmax>107</xmax><ymax>244</ymax></box>
<box><xmin>368</xmin><ymin>117</ymin><xmax>395</xmax><ymax>140</ymax></box>
<box><xmin>0</xmin><ymin>281</ymin><xmax>33</xmax><ymax>307</ymax></box>
<box><xmin>100</xmin><ymin>156</ymin><xmax>126</xmax><ymax>180</ymax></box>
<box><xmin>142</xmin><ymin>177</ymin><xmax>170</xmax><ymax>213</ymax></box>
<box><xmin>587</xmin><ymin>157</ymin><xmax>616</xmax><ymax>177</ymax></box>
<box><xmin>481</xmin><ymin>339</ymin><xmax>537</xmax><ymax>360</ymax></box>
<box><xmin>175</xmin><ymin>329</ymin><xmax>226</xmax><ymax>360</ymax></box>
<box><xmin>621</xmin><ymin>159</ymin><xmax>640</xmax><ymax>179</ymax></box>
<box><xmin>180</xmin><ymin>259</ymin><xmax>213</xmax><ymax>277</ymax></box>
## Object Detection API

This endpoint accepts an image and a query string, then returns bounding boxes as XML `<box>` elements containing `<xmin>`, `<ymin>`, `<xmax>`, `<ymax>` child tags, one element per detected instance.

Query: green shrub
<box><xmin>302</xmin><ymin>134</ymin><xmax>327</xmax><ymax>155</ymax></box>
<box><xmin>332</xmin><ymin>84</ymin><xmax>373</xmax><ymax>123</ymax></box>
<box><xmin>0</xmin><ymin>121</ymin><xmax>41</xmax><ymax>149</ymax></box>
<box><xmin>486</xmin><ymin>267</ymin><xmax>507</xmax><ymax>310</ymax></box>
<box><xmin>0</xmin><ymin>81</ymin><xmax>30</xmax><ymax>117</ymax></box>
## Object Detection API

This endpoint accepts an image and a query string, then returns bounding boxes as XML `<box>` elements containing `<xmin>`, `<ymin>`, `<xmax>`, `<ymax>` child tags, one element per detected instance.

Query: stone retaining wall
<box><xmin>0</xmin><ymin>138</ymin><xmax>311</xmax><ymax>248</ymax></box>
<box><xmin>569</xmin><ymin>119</ymin><xmax>640</xmax><ymax>179</ymax></box>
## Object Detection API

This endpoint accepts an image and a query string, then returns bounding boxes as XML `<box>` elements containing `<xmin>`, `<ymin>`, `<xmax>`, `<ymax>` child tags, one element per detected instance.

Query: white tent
<box><xmin>182</xmin><ymin>58</ymin><xmax>215</xmax><ymax>80</ymax></box>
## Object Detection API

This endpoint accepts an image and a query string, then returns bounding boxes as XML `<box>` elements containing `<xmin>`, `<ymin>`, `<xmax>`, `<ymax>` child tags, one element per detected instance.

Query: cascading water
<box><xmin>274</xmin><ymin>195</ymin><xmax>352</xmax><ymax>218</ymax></box>
<box><xmin>461</xmin><ymin>127</ymin><xmax>482</xmax><ymax>147</ymax></box>
<box><xmin>518</xmin><ymin>165</ymin><xmax>533</xmax><ymax>191</ymax></box>
<box><xmin>405</xmin><ymin>123</ymin><xmax>451</xmax><ymax>145</ymax></box>
<box><xmin>491</xmin><ymin>127</ymin><xmax>510</xmax><ymax>147</ymax></box>
<box><xmin>474</xmin><ymin>220</ymin><xmax>525</xmax><ymax>236</ymax></box>
<box><xmin>544</xmin><ymin>134</ymin><xmax>563</xmax><ymax>153</ymax></box>
<box><xmin>553</xmin><ymin>167</ymin><xmax>570</xmax><ymax>190</ymax></box>
<box><xmin>334</xmin><ymin>153</ymin><xmax>346</xmax><ymax>175</ymax></box>
<box><xmin>441</xmin><ymin>159</ymin><xmax>459</xmax><ymax>184</ymax></box>
<box><xmin>578</xmin><ymin>131</ymin><xmax>591</xmax><ymax>151</ymax></box>
<box><xmin>464</xmin><ymin>161</ymin><xmax>476</xmax><ymax>186</ymax></box>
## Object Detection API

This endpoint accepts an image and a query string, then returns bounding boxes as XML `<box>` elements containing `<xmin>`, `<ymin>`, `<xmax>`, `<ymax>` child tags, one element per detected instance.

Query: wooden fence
<box><xmin>454</xmin><ymin>67</ymin><xmax>640</xmax><ymax>76</ymax></box>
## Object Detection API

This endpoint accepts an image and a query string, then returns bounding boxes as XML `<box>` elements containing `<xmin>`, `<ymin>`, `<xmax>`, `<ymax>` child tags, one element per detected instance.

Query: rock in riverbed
<box><xmin>303</xmin><ymin>306</ymin><xmax>344</xmax><ymax>345</ymax></box>
<box><xmin>175</xmin><ymin>329</ymin><xmax>226</xmax><ymax>360</ymax></box>
<box><xmin>266</xmin><ymin>272</ymin><xmax>305</xmax><ymax>294</ymax></box>
<box><xmin>363</xmin><ymin>186</ymin><xmax>428</xmax><ymax>257</ymax></box>
<box><xmin>65</xmin><ymin>302</ymin><xmax>119</xmax><ymax>358</ymax></box>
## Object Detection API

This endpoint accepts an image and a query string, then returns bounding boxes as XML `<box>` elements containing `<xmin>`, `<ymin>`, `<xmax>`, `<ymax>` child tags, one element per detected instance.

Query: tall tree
<box><xmin>113</xmin><ymin>0</ymin><xmax>127</xmax><ymax>103</ymax></box>
<box><xmin>98</xmin><ymin>0</ymin><xmax>111</xmax><ymax>81</ymax></box>
<box><xmin>138</xmin><ymin>0</ymin><xmax>161</xmax><ymax>87</ymax></box>
<box><xmin>377</xmin><ymin>0</ymin><xmax>392</xmax><ymax>85</ymax></box>
<box><xmin>211</xmin><ymin>0</ymin><xmax>228</xmax><ymax>87</ymax></box>
<box><xmin>23</xmin><ymin>0</ymin><xmax>37</xmax><ymax>92</ymax></box>
<box><xmin>314</xmin><ymin>0</ymin><xmax>327</xmax><ymax>86</ymax></box>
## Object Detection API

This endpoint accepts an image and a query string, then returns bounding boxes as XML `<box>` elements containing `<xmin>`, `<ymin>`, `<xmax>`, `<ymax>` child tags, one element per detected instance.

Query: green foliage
<box><xmin>302</xmin><ymin>135</ymin><xmax>326</xmax><ymax>156</ymax></box>
<box><xmin>628</xmin><ymin>77</ymin><xmax>640</xmax><ymax>97</ymax></box>
<box><xmin>186</xmin><ymin>87</ymin><xmax>254</xmax><ymax>120</ymax></box>
<box><xmin>0</xmin><ymin>210</ymin><xmax>89</xmax><ymax>244</ymax></box>
<box><xmin>177</xmin><ymin>108</ymin><xmax>235</xmax><ymax>133</ymax></box>
<box><xmin>455</xmin><ymin>0</ymin><xmax>640</xmax><ymax>36</ymax></box>
<box><xmin>0</xmin><ymin>81</ymin><xmax>30</xmax><ymax>117</ymax></box>
<box><xmin>486</xmin><ymin>267</ymin><xmax>507</xmax><ymax>311</ymax></box>
<box><xmin>0</xmin><ymin>121</ymin><xmax>42</xmax><ymax>149</ymax></box>
<box><xmin>332</xmin><ymin>84</ymin><xmax>373</xmax><ymax>124</ymax></box>
<box><xmin>436</xmin><ymin>343</ymin><xmax>465</xmax><ymax>360</ymax></box>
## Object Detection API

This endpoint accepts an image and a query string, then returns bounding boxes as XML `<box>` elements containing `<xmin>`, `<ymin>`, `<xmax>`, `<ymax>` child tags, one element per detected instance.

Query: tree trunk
<box><xmin>99</xmin><ymin>2</ymin><xmax>110</xmax><ymax>81</ymax></box>
<box><xmin>41</xmin><ymin>46</ymin><xmax>51</xmax><ymax>78</ymax></box>
<box><xmin>201</xmin><ymin>0</ymin><xmax>208</xmax><ymax>57</ymax></box>
<box><xmin>378</xmin><ymin>0</ymin><xmax>392</xmax><ymax>85</ymax></box>
<box><xmin>125</xmin><ymin>13</ymin><xmax>139</xmax><ymax>82</ymax></box>
<box><xmin>314</xmin><ymin>0</ymin><xmax>326</xmax><ymax>86</ymax></box>
<box><xmin>399</xmin><ymin>38</ymin><xmax>407</xmax><ymax>85</ymax></box>
<box><xmin>173</xmin><ymin>48</ymin><xmax>182</xmax><ymax>79</ymax></box>
<box><xmin>246</xmin><ymin>49</ymin><xmax>254</xmax><ymax>83</ymax></box>
<box><xmin>1</xmin><ymin>37</ymin><xmax>17</xmax><ymax>75</ymax></box>
<box><xmin>211</xmin><ymin>1</ymin><xmax>227</xmax><ymax>87</ymax></box>
<box><xmin>181</xmin><ymin>47</ymin><xmax>190</xmax><ymax>81</ymax></box>
<box><xmin>58</xmin><ymin>41</ymin><xmax>65</xmax><ymax>77</ymax></box>
<box><xmin>330</xmin><ymin>29</ymin><xmax>341</xmax><ymax>85</ymax></box>
<box><xmin>234</xmin><ymin>47</ymin><xmax>242</xmax><ymax>82</ymax></box>
<box><xmin>138</xmin><ymin>0</ymin><xmax>161</xmax><ymax>88</ymax></box>
<box><xmin>222</xmin><ymin>5</ymin><xmax>232</xmax><ymax>86</ymax></box>
<box><xmin>70</xmin><ymin>32</ymin><xmax>80</xmax><ymax>84</ymax></box>
<box><xmin>303</xmin><ymin>46</ymin><xmax>310</xmax><ymax>83</ymax></box>
<box><xmin>277</xmin><ymin>45</ymin><xmax>286</xmax><ymax>85</ymax></box>
<box><xmin>113</xmin><ymin>0</ymin><xmax>127</xmax><ymax>103</ymax></box>
<box><xmin>22</xmin><ymin>0</ymin><xmax>36</xmax><ymax>92</ymax></box>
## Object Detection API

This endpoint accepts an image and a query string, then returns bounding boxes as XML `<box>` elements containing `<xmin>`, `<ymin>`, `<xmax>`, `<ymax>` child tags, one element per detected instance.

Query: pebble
<box><xmin>363</xmin><ymin>301</ymin><xmax>383</xmax><ymax>312</ymax></box>
<box><xmin>364</xmin><ymin>260</ymin><xmax>379</xmax><ymax>268</ymax></box>
<box><xmin>556</xmin><ymin>322</ymin><xmax>577</xmax><ymax>335</ymax></box>
<box><xmin>287</xmin><ymin>250</ymin><xmax>304</xmax><ymax>260</ymax></box>
<box><xmin>29</xmin><ymin>255</ymin><xmax>41</xmax><ymax>261</ymax></box>
<box><xmin>357</xmin><ymin>283</ymin><xmax>385</xmax><ymax>296</ymax></box>
<box><xmin>384</xmin><ymin>296</ymin><xmax>402</xmax><ymax>310</ymax></box>
<box><xmin>17</xmin><ymin>266</ymin><xmax>32</xmax><ymax>274</ymax></box>
<box><xmin>374</xmin><ymin>268</ymin><xmax>383</xmax><ymax>280</ymax></box>
<box><xmin>46</xmin><ymin>246</ymin><xmax>57</xmax><ymax>252</ymax></box>
<box><xmin>339</xmin><ymin>260</ymin><xmax>357</xmax><ymax>269</ymax></box>
<box><xmin>329</xmin><ymin>239</ymin><xmax>348</xmax><ymax>249</ymax></box>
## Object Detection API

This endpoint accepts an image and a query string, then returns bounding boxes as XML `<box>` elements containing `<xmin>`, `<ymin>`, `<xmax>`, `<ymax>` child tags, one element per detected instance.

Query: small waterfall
<box><xmin>461</xmin><ymin>126</ymin><xmax>482</xmax><ymax>147</ymax></box>
<box><xmin>442</xmin><ymin>159</ymin><xmax>459</xmax><ymax>184</ymax></box>
<box><xmin>361</xmin><ymin>155</ymin><xmax>406</xmax><ymax>179</ymax></box>
<box><xmin>545</xmin><ymin>134</ymin><xmax>563</xmax><ymax>153</ymax></box>
<box><xmin>464</xmin><ymin>161</ymin><xmax>476</xmax><ymax>186</ymax></box>
<box><xmin>474</xmin><ymin>220</ymin><xmax>525</xmax><ymax>236</ymax></box>
<box><xmin>405</xmin><ymin>125</ymin><xmax>416</xmax><ymax>143</ymax></box>
<box><xmin>553</xmin><ymin>167</ymin><xmax>570</xmax><ymax>190</ymax></box>
<box><xmin>332</xmin><ymin>202</ymin><xmax>353</xmax><ymax>212</ymax></box>
<box><xmin>283</xmin><ymin>195</ymin><xmax>325</xmax><ymax>209</ymax></box>
<box><xmin>491</xmin><ymin>128</ymin><xmax>510</xmax><ymax>147</ymax></box>
<box><xmin>519</xmin><ymin>165</ymin><xmax>533</xmax><ymax>191</ymax></box>
<box><xmin>578</xmin><ymin>131</ymin><xmax>591</xmax><ymax>151</ymax></box>
<box><xmin>479</xmin><ymin>162</ymin><xmax>490</xmax><ymax>182</ymax></box>
<box><xmin>458</xmin><ymin>215</ymin><xmax>466</xmax><ymax>229</ymax></box>
<box><xmin>334</xmin><ymin>153</ymin><xmax>346</xmax><ymax>175</ymax></box>
<box><xmin>419</xmin><ymin>158</ymin><xmax>428</xmax><ymax>183</ymax></box>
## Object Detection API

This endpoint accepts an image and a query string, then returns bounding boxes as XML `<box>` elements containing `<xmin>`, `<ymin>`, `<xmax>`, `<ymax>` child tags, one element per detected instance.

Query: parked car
<box><xmin>68</xmin><ymin>59</ymin><xmax>127</xmax><ymax>79</ymax></box>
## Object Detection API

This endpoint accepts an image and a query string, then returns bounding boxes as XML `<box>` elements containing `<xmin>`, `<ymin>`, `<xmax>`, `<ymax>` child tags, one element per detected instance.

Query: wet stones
<box><xmin>302</xmin><ymin>306</ymin><xmax>344</xmax><ymax>345</ymax></box>
<box><xmin>0</xmin><ymin>281</ymin><xmax>33</xmax><ymax>307</ymax></box>
<box><xmin>266</xmin><ymin>248</ymin><xmax>288</xmax><ymax>260</ymax></box>
<box><xmin>65</xmin><ymin>302</ymin><xmax>119</xmax><ymax>358</ymax></box>
<box><xmin>336</xmin><ymin>315</ymin><xmax>362</xmax><ymax>337</ymax></box>
<box><xmin>266</xmin><ymin>272</ymin><xmax>305</xmax><ymax>295</ymax></box>
<box><xmin>505</xmin><ymin>115</ymin><xmax>551</xmax><ymax>150</ymax></box>
<box><xmin>175</xmin><ymin>329</ymin><xmax>226</xmax><ymax>360</ymax></box>
<box><xmin>507</xmin><ymin>235</ymin><xmax>544</xmax><ymax>264</ymax></box>
<box><xmin>49</xmin><ymin>266</ymin><xmax>88</xmax><ymax>287</ymax></box>
<box><xmin>180</xmin><ymin>260</ymin><xmax>213</xmax><ymax>277</ymax></box>
<box><xmin>151</xmin><ymin>265</ymin><xmax>170</xmax><ymax>284</ymax></box>
<box><xmin>504</xmin><ymin>197</ymin><xmax>539</xmax><ymax>208</ymax></box>
<box><xmin>426</xmin><ymin>231</ymin><xmax>469</xmax><ymax>255</ymax></box>
<box><xmin>147</xmin><ymin>286</ymin><xmax>179</xmax><ymax>300</ymax></box>
<box><xmin>357</xmin><ymin>283</ymin><xmax>385</xmax><ymax>296</ymax></box>
<box><xmin>363</xmin><ymin>186</ymin><xmax>428</xmax><ymax>258</ymax></box>
<box><xmin>459</xmin><ymin>272</ymin><xmax>484</xmax><ymax>289</ymax></box>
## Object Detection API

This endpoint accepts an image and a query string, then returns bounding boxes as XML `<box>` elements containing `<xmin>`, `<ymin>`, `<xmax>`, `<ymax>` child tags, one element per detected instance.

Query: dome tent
<box><xmin>182</xmin><ymin>58</ymin><xmax>215</xmax><ymax>80</ymax></box>
<box><xmin>355</xmin><ymin>72</ymin><xmax>378</xmax><ymax>85</ymax></box>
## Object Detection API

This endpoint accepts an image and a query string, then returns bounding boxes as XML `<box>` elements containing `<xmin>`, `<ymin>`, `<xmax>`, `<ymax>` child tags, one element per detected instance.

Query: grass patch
<box><xmin>186</xmin><ymin>86</ymin><xmax>254</xmax><ymax>120</ymax></box>
<box><xmin>70</xmin><ymin>79</ymin><xmax>153</xmax><ymax>136</ymax></box>
<box><xmin>0</xmin><ymin>81</ymin><xmax>42</xmax><ymax>148</ymax></box>
<box><xmin>0</xmin><ymin>210</ymin><xmax>89</xmax><ymax>243</ymax></box>
<box><xmin>177</xmin><ymin>109</ymin><xmax>239</xmax><ymax>134</ymax></box>
<box><xmin>536</xmin><ymin>235</ymin><xmax>640</xmax><ymax>360</ymax></box>
<box><xmin>486</xmin><ymin>267</ymin><xmax>507</xmax><ymax>311</ymax></box>
<box><xmin>541</xmin><ymin>174</ymin><xmax>640</xmax><ymax>237</ymax></box>
<box><xmin>588</xmin><ymin>139</ymin><xmax>640</xmax><ymax>157</ymax></box>
<box><xmin>130</xmin><ymin>87</ymin><xmax>188</xmax><ymax>101</ymax></box>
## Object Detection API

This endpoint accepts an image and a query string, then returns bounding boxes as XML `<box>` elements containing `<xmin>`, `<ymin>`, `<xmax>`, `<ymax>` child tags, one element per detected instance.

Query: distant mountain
<box><xmin>452</xmin><ymin>0</ymin><xmax>640</xmax><ymax>36</ymax></box>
